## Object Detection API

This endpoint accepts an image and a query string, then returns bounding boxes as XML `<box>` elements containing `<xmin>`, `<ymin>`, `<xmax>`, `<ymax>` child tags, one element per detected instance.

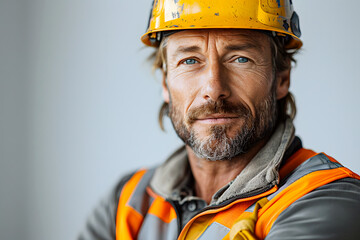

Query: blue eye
<box><xmin>183</xmin><ymin>59</ymin><xmax>198</xmax><ymax>65</ymax></box>
<box><xmin>235</xmin><ymin>57</ymin><xmax>249</xmax><ymax>63</ymax></box>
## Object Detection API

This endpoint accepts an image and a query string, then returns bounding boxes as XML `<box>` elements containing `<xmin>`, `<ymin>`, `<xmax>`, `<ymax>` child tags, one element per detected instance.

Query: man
<box><xmin>79</xmin><ymin>0</ymin><xmax>360</xmax><ymax>239</ymax></box>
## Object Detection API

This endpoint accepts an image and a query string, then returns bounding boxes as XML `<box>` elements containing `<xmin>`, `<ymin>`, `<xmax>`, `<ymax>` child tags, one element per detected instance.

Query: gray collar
<box><xmin>150</xmin><ymin>119</ymin><xmax>295</xmax><ymax>205</ymax></box>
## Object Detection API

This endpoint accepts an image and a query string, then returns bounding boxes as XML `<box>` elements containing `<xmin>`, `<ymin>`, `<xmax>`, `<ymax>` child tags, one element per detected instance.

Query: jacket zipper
<box><xmin>167</xmin><ymin>199</ymin><xmax>183</xmax><ymax>236</ymax></box>
<box><xmin>171</xmin><ymin>183</ymin><xmax>276</xmax><ymax>238</ymax></box>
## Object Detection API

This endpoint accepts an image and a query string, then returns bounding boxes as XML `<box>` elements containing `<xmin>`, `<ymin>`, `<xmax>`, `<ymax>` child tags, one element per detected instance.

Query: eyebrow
<box><xmin>174</xmin><ymin>45</ymin><xmax>202</xmax><ymax>55</ymax></box>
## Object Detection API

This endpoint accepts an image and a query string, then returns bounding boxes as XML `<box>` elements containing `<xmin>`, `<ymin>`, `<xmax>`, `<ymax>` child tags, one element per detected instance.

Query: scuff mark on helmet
<box><xmin>172</xmin><ymin>11</ymin><xmax>180</xmax><ymax>19</ymax></box>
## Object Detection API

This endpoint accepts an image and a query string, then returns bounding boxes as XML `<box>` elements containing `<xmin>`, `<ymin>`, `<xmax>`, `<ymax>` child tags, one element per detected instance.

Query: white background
<box><xmin>1</xmin><ymin>0</ymin><xmax>360</xmax><ymax>239</ymax></box>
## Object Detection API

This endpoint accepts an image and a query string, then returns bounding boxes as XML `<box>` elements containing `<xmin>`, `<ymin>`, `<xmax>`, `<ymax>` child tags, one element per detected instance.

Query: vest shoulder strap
<box><xmin>115</xmin><ymin>167</ymin><xmax>178</xmax><ymax>240</ymax></box>
<box><xmin>115</xmin><ymin>168</ymin><xmax>155</xmax><ymax>239</ymax></box>
<box><xmin>255</xmin><ymin>151</ymin><xmax>360</xmax><ymax>238</ymax></box>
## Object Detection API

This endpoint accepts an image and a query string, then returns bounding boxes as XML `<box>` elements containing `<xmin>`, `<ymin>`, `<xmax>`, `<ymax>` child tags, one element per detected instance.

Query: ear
<box><xmin>162</xmin><ymin>71</ymin><xmax>170</xmax><ymax>103</ymax></box>
<box><xmin>276</xmin><ymin>67</ymin><xmax>291</xmax><ymax>100</ymax></box>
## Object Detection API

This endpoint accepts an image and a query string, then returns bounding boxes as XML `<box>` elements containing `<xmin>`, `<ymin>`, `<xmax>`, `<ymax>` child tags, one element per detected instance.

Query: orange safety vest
<box><xmin>115</xmin><ymin>148</ymin><xmax>360</xmax><ymax>240</ymax></box>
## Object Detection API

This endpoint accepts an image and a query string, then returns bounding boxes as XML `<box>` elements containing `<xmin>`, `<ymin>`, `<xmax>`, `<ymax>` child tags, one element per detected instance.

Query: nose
<box><xmin>201</xmin><ymin>60</ymin><xmax>231</xmax><ymax>101</ymax></box>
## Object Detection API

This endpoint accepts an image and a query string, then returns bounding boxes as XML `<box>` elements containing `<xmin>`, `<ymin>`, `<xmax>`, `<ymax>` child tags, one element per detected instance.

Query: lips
<box><xmin>196</xmin><ymin>114</ymin><xmax>239</xmax><ymax>120</ymax></box>
<box><xmin>194</xmin><ymin>114</ymin><xmax>240</xmax><ymax>125</ymax></box>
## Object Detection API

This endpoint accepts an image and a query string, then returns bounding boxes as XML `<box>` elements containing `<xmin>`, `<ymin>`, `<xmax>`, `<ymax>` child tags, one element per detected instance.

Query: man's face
<box><xmin>163</xmin><ymin>29</ymin><xmax>286</xmax><ymax>161</ymax></box>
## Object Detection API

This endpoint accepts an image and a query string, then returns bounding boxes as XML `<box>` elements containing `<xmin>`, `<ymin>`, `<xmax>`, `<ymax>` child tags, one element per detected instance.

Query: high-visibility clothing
<box><xmin>115</xmin><ymin>148</ymin><xmax>360</xmax><ymax>240</ymax></box>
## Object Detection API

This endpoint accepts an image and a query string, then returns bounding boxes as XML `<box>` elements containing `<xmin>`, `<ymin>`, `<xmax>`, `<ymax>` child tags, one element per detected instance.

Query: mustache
<box><xmin>186</xmin><ymin>100</ymin><xmax>250</xmax><ymax>124</ymax></box>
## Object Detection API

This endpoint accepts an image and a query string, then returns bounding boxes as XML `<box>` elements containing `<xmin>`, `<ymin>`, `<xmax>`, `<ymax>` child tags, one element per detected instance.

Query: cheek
<box><xmin>167</xmin><ymin>71</ymin><xmax>200</xmax><ymax>110</ymax></box>
<box><xmin>232</xmin><ymin>69</ymin><xmax>273</xmax><ymax>92</ymax></box>
<box><xmin>228</xmin><ymin>68</ymin><xmax>274</xmax><ymax>113</ymax></box>
<box><xmin>167</xmin><ymin>69</ymin><xmax>198</xmax><ymax>91</ymax></box>
<box><xmin>244</xmin><ymin>70</ymin><xmax>273</xmax><ymax>96</ymax></box>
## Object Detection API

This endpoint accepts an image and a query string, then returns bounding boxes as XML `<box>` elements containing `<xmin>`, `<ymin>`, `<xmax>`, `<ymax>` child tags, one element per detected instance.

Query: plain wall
<box><xmin>0</xmin><ymin>0</ymin><xmax>29</xmax><ymax>239</ymax></box>
<box><xmin>1</xmin><ymin>0</ymin><xmax>360</xmax><ymax>239</ymax></box>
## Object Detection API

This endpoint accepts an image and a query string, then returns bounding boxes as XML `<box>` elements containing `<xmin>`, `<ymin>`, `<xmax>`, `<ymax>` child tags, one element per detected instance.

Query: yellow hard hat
<box><xmin>141</xmin><ymin>0</ymin><xmax>302</xmax><ymax>49</ymax></box>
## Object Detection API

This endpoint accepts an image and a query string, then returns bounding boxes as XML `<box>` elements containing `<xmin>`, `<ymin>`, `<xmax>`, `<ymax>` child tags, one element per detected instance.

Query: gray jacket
<box><xmin>78</xmin><ymin>120</ymin><xmax>360</xmax><ymax>239</ymax></box>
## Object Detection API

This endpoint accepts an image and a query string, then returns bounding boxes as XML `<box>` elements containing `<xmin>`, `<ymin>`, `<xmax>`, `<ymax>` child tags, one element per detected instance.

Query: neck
<box><xmin>186</xmin><ymin>138</ymin><xmax>268</xmax><ymax>204</ymax></box>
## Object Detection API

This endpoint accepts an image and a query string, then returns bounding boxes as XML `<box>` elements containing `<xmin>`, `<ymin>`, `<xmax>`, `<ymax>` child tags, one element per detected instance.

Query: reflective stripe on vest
<box><xmin>116</xmin><ymin>149</ymin><xmax>360</xmax><ymax>240</ymax></box>
<box><xmin>116</xmin><ymin>168</ymin><xmax>178</xmax><ymax>240</ymax></box>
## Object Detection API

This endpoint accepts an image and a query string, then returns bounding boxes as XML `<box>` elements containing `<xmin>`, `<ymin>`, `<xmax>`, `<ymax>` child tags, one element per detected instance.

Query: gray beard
<box><xmin>168</xmin><ymin>91</ymin><xmax>277</xmax><ymax>161</ymax></box>
<box><xmin>186</xmin><ymin>123</ymin><xmax>255</xmax><ymax>161</ymax></box>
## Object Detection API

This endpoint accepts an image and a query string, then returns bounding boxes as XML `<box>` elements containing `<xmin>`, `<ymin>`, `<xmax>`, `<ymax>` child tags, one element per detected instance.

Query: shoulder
<box><xmin>77</xmin><ymin>170</ymin><xmax>137</xmax><ymax>240</ymax></box>
<box><xmin>266</xmin><ymin>177</ymin><xmax>360</xmax><ymax>240</ymax></box>
<box><xmin>113</xmin><ymin>171</ymin><xmax>138</xmax><ymax>201</ymax></box>
<box><xmin>266</xmin><ymin>151</ymin><xmax>360</xmax><ymax>240</ymax></box>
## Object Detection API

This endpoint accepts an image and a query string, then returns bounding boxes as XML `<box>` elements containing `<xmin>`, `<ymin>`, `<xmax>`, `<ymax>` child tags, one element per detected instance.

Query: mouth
<box><xmin>195</xmin><ymin>114</ymin><xmax>239</xmax><ymax>124</ymax></box>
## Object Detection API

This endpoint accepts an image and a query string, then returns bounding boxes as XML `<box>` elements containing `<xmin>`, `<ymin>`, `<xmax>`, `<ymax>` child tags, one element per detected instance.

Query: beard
<box><xmin>168</xmin><ymin>89</ymin><xmax>278</xmax><ymax>161</ymax></box>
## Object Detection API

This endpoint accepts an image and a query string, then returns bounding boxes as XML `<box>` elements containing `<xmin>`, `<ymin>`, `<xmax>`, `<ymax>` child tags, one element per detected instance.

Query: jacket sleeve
<box><xmin>77</xmin><ymin>172</ymin><xmax>135</xmax><ymax>240</ymax></box>
<box><xmin>265</xmin><ymin>177</ymin><xmax>360</xmax><ymax>240</ymax></box>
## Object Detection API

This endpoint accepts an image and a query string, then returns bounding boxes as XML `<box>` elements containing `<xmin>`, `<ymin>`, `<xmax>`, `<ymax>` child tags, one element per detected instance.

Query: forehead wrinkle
<box><xmin>224</xmin><ymin>43</ymin><xmax>259</xmax><ymax>52</ymax></box>
<box><xmin>168</xmin><ymin>33</ymin><xmax>206</xmax><ymax>55</ymax></box>
<box><xmin>207</xmin><ymin>31</ymin><xmax>223</xmax><ymax>58</ymax></box>
<box><xmin>214</xmin><ymin>31</ymin><xmax>270</xmax><ymax>52</ymax></box>
<box><xmin>169</xmin><ymin>33</ymin><xmax>213</xmax><ymax>59</ymax></box>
